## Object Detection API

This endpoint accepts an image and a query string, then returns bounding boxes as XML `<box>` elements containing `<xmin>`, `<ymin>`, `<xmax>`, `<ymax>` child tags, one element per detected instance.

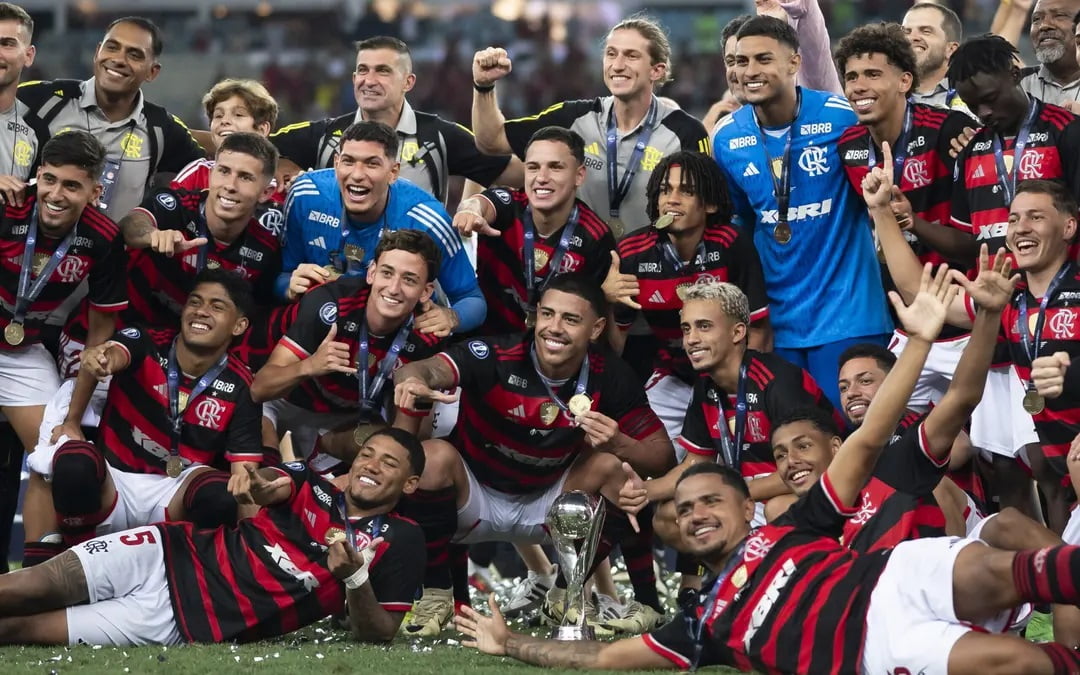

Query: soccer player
<box><xmin>116</xmin><ymin>132</ymin><xmax>282</xmax><ymax>327</ymax></box>
<box><xmin>251</xmin><ymin>230</ymin><xmax>446</xmax><ymax>472</ymax></box>
<box><xmin>270</xmin><ymin>36</ymin><xmax>518</xmax><ymax>206</ymax></box>
<box><xmin>1022</xmin><ymin>0</ymin><xmax>1080</xmax><ymax>107</ymax></box>
<box><xmin>278</xmin><ymin>121</ymin><xmax>484</xmax><ymax>336</ymax></box>
<box><xmin>712</xmin><ymin>16</ymin><xmax>892</xmax><ymax>408</ymax></box>
<box><xmin>31</xmin><ymin>270</ymin><xmax>263</xmax><ymax>558</ymax></box>
<box><xmin>454</xmin><ymin>126</ymin><xmax>615</xmax><ymax>334</ymax></box>
<box><xmin>18</xmin><ymin>17</ymin><xmax>204</xmax><ymax>219</ymax></box>
<box><xmin>0</xmin><ymin>428</ymin><xmax>426</xmax><ymax>646</ymax></box>
<box><xmin>459</xmin><ymin>260</ymin><xmax>1080</xmax><ymax>675</ymax></box>
<box><xmin>835</xmin><ymin>22</ymin><xmax>976</xmax><ymax>411</ymax></box>
<box><xmin>391</xmin><ymin>274</ymin><xmax>675</xmax><ymax>636</ymax></box>
<box><xmin>1</xmin><ymin>131</ymin><xmax>128</xmax><ymax>565</ymax></box>
<box><xmin>471</xmin><ymin>16</ymin><xmax>709</xmax><ymax>236</ymax></box>
<box><xmin>604</xmin><ymin>151</ymin><xmax>769</xmax><ymax>441</ymax></box>
<box><xmin>902</xmin><ymin>3</ymin><xmax>971</xmax><ymax>112</ymax></box>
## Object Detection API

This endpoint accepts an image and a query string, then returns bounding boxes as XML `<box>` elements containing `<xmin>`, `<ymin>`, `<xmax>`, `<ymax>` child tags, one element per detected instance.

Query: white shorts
<box><xmin>889</xmin><ymin>331</ymin><xmax>969</xmax><ymax>410</ymax></box>
<box><xmin>264</xmin><ymin>398</ymin><xmax>358</xmax><ymax>472</ymax></box>
<box><xmin>862</xmin><ymin>537</ymin><xmax>1013</xmax><ymax>673</ymax></box>
<box><xmin>28</xmin><ymin>378</ymin><xmax>110</xmax><ymax>477</ymax></box>
<box><xmin>970</xmin><ymin>367</ymin><xmax>1038</xmax><ymax>459</ymax></box>
<box><xmin>0</xmin><ymin>342</ymin><xmax>61</xmax><ymax>407</ymax></box>
<box><xmin>454</xmin><ymin>458</ymin><xmax>570</xmax><ymax>545</ymax></box>
<box><xmin>1063</xmin><ymin>507</ymin><xmax>1080</xmax><ymax>546</ymax></box>
<box><xmin>98</xmin><ymin>465</ymin><xmax>209</xmax><ymax>534</ymax></box>
<box><xmin>67</xmin><ymin>527</ymin><xmax>182</xmax><ymax>646</ymax></box>
<box><xmin>645</xmin><ymin>371</ymin><xmax>693</xmax><ymax>447</ymax></box>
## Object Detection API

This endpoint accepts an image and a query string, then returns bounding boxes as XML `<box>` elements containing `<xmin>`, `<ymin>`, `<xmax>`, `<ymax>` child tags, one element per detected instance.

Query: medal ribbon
<box><xmin>713</xmin><ymin>362</ymin><xmax>749</xmax><ymax>471</ymax></box>
<box><xmin>13</xmin><ymin>204</ymin><xmax>77</xmax><ymax>326</ymax></box>
<box><xmin>867</xmin><ymin>102</ymin><xmax>913</xmax><ymax>184</ymax></box>
<box><xmin>521</xmin><ymin>205</ymin><xmax>580</xmax><ymax>310</ymax></box>
<box><xmin>991</xmin><ymin>97</ymin><xmax>1038</xmax><ymax>205</ymax></box>
<box><xmin>606</xmin><ymin>96</ymin><xmax>659</xmax><ymax>218</ymax></box>
<box><xmin>1018</xmin><ymin>262</ymin><xmax>1072</xmax><ymax>385</ymax></box>
<box><xmin>753</xmin><ymin>90</ymin><xmax>803</xmax><ymax>228</ymax></box>
<box><xmin>529</xmin><ymin>344</ymin><xmax>590</xmax><ymax>414</ymax></box>
<box><xmin>337</xmin><ymin>493</ymin><xmax>385</xmax><ymax>554</ymax></box>
<box><xmin>659</xmin><ymin>236</ymin><xmax>707</xmax><ymax>274</ymax></box>
<box><xmin>687</xmin><ymin>539</ymin><xmax>747</xmax><ymax>672</ymax></box>
<box><xmin>333</xmin><ymin>192</ymin><xmax>391</xmax><ymax>274</ymax></box>
<box><xmin>356</xmin><ymin>314</ymin><xmax>413</xmax><ymax>418</ymax></box>
<box><xmin>166</xmin><ymin>337</ymin><xmax>230</xmax><ymax>465</ymax></box>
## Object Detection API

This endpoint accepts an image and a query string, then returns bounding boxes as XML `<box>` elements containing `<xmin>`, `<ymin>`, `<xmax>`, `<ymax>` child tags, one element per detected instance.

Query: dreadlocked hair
<box><xmin>645</xmin><ymin>151</ymin><xmax>734</xmax><ymax>226</ymax></box>
<box><xmin>946</xmin><ymin>33</ymin><xmax>1017</xmax><ymax>86</ymax></box>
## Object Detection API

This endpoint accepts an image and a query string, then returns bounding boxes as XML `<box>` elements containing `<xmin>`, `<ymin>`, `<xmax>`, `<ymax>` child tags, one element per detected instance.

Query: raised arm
<box><xmin>392</xmin><ymin>355</ymin><xmax>461</xmax><ymax>413</ymax></box>
<box><xmin>825</xmin><ymin>263</ymin><xmax>953</xmax><ymax>508</ymax></box>
<box><xmin>471</xmin><ymin>48</ymin><xmax>515</xmax><ymax>155</ymax></box>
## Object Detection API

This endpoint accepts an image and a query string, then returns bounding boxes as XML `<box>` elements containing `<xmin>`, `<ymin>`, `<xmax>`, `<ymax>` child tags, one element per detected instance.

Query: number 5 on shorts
<box><xmin>119</xmin><ymin>529</ymin><xmax>157</xmax><ymax>546</ymax></box>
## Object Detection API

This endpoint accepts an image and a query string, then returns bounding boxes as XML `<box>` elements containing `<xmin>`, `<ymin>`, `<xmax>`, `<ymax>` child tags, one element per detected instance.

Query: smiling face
<box><xmin>602</xmin><ymin>28</ymin><xmax>665</xmax><ymax>100</ymax></box>
<box><xmin>210</xmin><ymin>94</ymin><xmax>271</xmax><ymax>149</ymax></box>
<box><xmin>179</xmin><ymin>281</ymin><xmax>249</xmax><ymax>350</ymax></box>
<box><xmin>674</xmin><ymin>472</ymin><xmax>754</xmax><ymax>562</ymax></box>
<box><xmin>346</xmin><ymin>432</ymin><xmax>420</xmax><ymax>509</ymax></box>
<box><xmin>734</xmin><ymin>34</ymin><xmax>800</xmax><ymax>107</ymax></box>
<box><xmin>0</xmin><ymin>19</ymin><xmax>33</xmax><ymax>90</ymax></box>
<box><xmin>902</xmin><ymin>6</ymin><xmax>955</xmax><ymax>80</ymax></box>
<box><xmin>724</xmin><ymin>35</ymin><xmax>744</xmax><ymax>102</ymax></box>
<box><xmin>843</xmin><ymin>52</ymin><xmax>912</xmax><ymax>126</ymax></box>
<box><xmin>524</xmin><ymin>138</ymin><xmax>585</xmax><ymax>215</ymax></box>
<box><xmin>837</xmin><ymin>356</ymin><xmax>888</xmax><ymax>427</ymax></box>
<box><xmin>365</xmin><ymin>247</ymin><xmax>434</xmax><ymax>323</ymax></box>
<box><xmin>93</xmin><ymin>21</ymin><xmax>159</xmax><ymax>97</ymax></box>
<box><xmin>1007</xmin><ymin>189</ymin><xmax>1077</xmax><ymax>274</ymax></box>
<box><xmin>334</xmin><ymin>139</ymin><xmax>399</xmax><ymax>219</ymax></box>
<box><xmin>680</xmin><ymin>299</ymin><xmax>746</xmax><ymax>374</ymax></box>
<box><xmin>207</xmin><ymin>149</ymin><xmax>273</xmax><ymax>226</ymax></box>
<box><xmin>34</xmin><ymin>163</ymin><xmax>101</xmax><ymax>236</ymax></box>
<box><xmin>772</xmin><ymin>419</ymin><xmax>842</xmax><ymax>497</ymax></box>
<box><xmin>353</xmin><ymin>47</ymin><xmax>414</xmax><ymax>119</ymax></box>
<box><xmin>1031</xmin><ymin>0</ymin><xmax>1080</xmax><ymax>65</ymax></box>
<box><xmin>533</xmin><ymin>289</ymin><xmax>605</xmax><ymax>377</ymax></box>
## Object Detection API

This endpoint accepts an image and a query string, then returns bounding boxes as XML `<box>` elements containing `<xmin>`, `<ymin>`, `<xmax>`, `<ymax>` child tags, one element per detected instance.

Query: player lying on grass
<box><xmin>457</xmin><ymin>261</ymin><xmax>1080</xmax><ymax>675</ymax></box>
<box><xmin>0</xmin><ymin>428</ymin><xmax>425</xmax><ymax>646</ymax></box>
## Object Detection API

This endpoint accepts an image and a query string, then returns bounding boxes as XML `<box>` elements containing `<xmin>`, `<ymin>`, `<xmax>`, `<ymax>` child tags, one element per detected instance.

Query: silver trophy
<box><xmin>545</xmin><ymin>490</ymin><xmax>607</xmax><ymax>640</ymax></box>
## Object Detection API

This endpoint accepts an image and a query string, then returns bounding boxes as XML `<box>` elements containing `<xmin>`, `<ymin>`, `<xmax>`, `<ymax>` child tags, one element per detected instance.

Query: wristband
<box><xmin>344</xmin><ymin>566</ymin><xmax>369</xmax><ymax>590</ymax></box>
<box><xmin>473</xmin><ymin>82</ymin><xmax>495</xmax><ymax>93</ymax></box>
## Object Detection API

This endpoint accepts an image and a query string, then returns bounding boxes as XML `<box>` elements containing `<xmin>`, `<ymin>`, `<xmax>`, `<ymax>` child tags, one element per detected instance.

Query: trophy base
<box><xmin>550</xmin><ymin>624</ymin><xmax>595</xmax><ymax>641</ymax></box>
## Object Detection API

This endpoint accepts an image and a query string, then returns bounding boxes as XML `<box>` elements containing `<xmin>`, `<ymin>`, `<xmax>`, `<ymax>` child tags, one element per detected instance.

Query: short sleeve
<box><xmin>440</xmin><ymin>120</ymin><xmax>512</xmax><ymax>185</ymax></box>
<box><xmin>106</xmin><ymin>326</ymin><xmax>153</xmax><ymax>369</ymax></box>
<box><xmin>87</xmin><ymin>233</ymin><xmax>128</xmax><ymax>313</ymax></box>
<box><xmin>503</xmin><ymin>99</ymin><xmax>598</xmax><ymax>158</ymax></box>
<box><xmin>158</xmin><ymin>114</ymin><xmax>207</xmax><ymax>174</ymax></box>
<box><xmin>782</xmin><ymin>473</ymin><xmax>858</xmax><ymax>537</ymax></box>
<box><xmin>479</xmin><ymin>186</ymin><xmax>521</xmax><ymax>231</ymax></box>
<box><xmin>223</xmin><ymin>390</ymin><xmax>264</xmax><ymax>464</ymax></box>
<box><xmin>874</xmin><ymin>420</ymin><xmax>948</xmax><ymax>496</ymax></box>
<box><xmin>135</xmin><ymin>187</ymin><xmax>189</xmax><ymax>233</ymax></box>
<box><xmin>280</xmin><ymin>283</ymin><xmax>336</xmax><ymax>358</ymax></box>
<box><xmin>729</xmin><ymin>229</ymin><xmax>769</xmax><ymax>320</ymax></box>
<box><xmin>368</xmin><ymin>521</ymin><xmax>426</xmax><ymax>611</ymax></box>
<box><xmin>950</xmin><ymin>147</ymin><xmax>973</xmax><ymax>234</ymax></box>
<box><xmin>675</xmin><ymin>378</ymin><xmax>717</xmax><ymax>458</ymax></box>
<box><xmin>439</xmin><ymin>337</ymin><xmax>500</xmax><ymax>391</ymax></box>
<box><xmin>599</xmin><ymin>357</ymin><xmax>665</xmax><ymax>441</ymax></box>
<box><xmin>270</xmin><ymin>119</ymin><xmax>328</xmax><ymax>170</ymax></box>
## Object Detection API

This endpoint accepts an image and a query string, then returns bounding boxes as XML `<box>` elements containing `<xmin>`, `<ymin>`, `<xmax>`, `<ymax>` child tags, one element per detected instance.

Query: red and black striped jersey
<box><xmin>125</xmin><ymin>187</ymin><xmax>283</xmax><ymax>329</ymax></box>
<box><xmin>677</xmin><ymin>350</ymin><xmax>843</xmax><ymax>480</ymax></box>
<box><xmin>613</xmin><ymin>223</ymin><xmax>769</xmax><ymax>382</ymax></box>
<box><xmin>438</xmin><ymin>334</ymin><xmax>663</xmax><ymax>494</ymax></box>
<box><xmin>277</xmin><ymin>276</ymin><xmax>444</xmax><ymax>415</ymax></box>
<box><xmin>978</xmin><ymin>265</ymin><xmax>1080</xmax><ymax>477</ymax></box>
<box><xmin>842</xmin><ymin>411</ymin><xmax>949</xmax><ymax>552</ymax></box>
<box><xmin>98</xmin><ymin>326</ymin><xmax>263</xmax><ymax>474</ymax></box>
<box><xmin>158</xmin><ymin>462</ymin><xmax>425</xmax><ymax>643</ymax></box>
<box><xmin>643</xmin><ymin>474</ymin><xmax>892</xmax><ymax>675</ymax></box>
<box><xmin>474</xmin><ymin>187</ymin><xmax>615</xmax><ymax>334</ymax></box>
<box><xmin>0</xmin><ymin>189</ymin><xmax>126</xmax><ymax>351</ymax></box>
<box><xmin>952</xmin><ymin>100</ymin><xmax>1080</xmax><ymax>254</ymax></box>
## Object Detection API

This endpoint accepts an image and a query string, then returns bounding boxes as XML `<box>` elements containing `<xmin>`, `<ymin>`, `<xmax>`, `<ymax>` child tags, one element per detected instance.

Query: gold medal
<box><xmin>1004</xmin><ymin>153</ymin><xmax>1015</xmax><ymax>174</ymax></box>
<box><xmin>4</xmin><ymin>322</ymin><xmax>24</xmax><ymax>346</ymax></box>
<box><xmin>773</xmin><ymin>222</ymin><xmax>792</xmax><ymax>245</ymax></box>
<box><xmin>731</xmin><ymin>565</ymin><xmax>748</xmax><ymax>589</ymax></box>
<box><xmin>533</xmin><ymin>248</ymin><xmax>550</xmax><ymax>272</ymax></box>
<box><xmin>539</xmin><ymin>401</ymin><xmax>560</xmax><ymax>426</ymax></box>
<box><xmin>770</xmin><ymin>158</ymin><xmax>783</xmax><ymax>179</ymax></box>
<box><xmin>344</xmin><ymin>244</ymin><xmax>365</xmax><ymax>264</ymax></box>
<box><xmin>177</xmin><ymin>390</ymin><xmax>190</xmax><ymax>413</ymax></box>
<box><xmin>1022</xmin><ymin>389</ymin><xmax>1045</xmax><ymax>415</ymax></box>
<box><xmin>166</xmin><ymin>455</ymin><xmax>183</xmax><ymax>478</ymax></box>
<box><xmin>205</xmin><ymin>258</ymin><xmax>221</xmax><ymax>269</ymax></box>
<box><xmin>609</xmin><ymin>217</ymin><xmax>625</xmax><ymax>238</ymax></box>
<box><xmin>568</xmin><ymin>393</ymin><xmax>592</xmax><ymax>417</ymax></box>
<box><xmin>325</xmin><ymin>528</ymin><xmax>347</xmax><ymax>546</ymax></box>
<box><xmin>31</xmin><ymin>252</ymin><xmax>49</xmax><ymax>277</ymax></box>
<box><xmin>324</xmin><ymin>265</ymin><xmax>343</xmax><ymax>281</ymax></box>
<box><xmin>653</xmin><ymin>214</ymin><xmax>674</xmax><ymax>230</ymax></box>
<box><xmin>353</xmin><ymin>422</ymin><xmax>385</xmax><ymax>447</ymax></box>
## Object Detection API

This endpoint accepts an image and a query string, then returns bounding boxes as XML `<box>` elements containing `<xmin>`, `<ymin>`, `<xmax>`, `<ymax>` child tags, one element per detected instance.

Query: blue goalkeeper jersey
<box><xmin>712</xmin><ymin>87</ymin><xmax>892</xmax><ymax>349</ymax></box>
<box><xmin>279</xmin><ymin>169</ymin><xmax>484</xmax><ymax>329</ymax></box>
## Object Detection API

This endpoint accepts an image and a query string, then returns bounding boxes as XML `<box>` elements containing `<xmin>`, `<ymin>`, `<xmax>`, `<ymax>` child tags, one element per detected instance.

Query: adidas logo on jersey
<box><xmin>308</xmin><ymin>236</ymin><xmax>327</xmax><ymax>249</ymax></box>
<box><xmin>507</xmin><ymin>404</ymin><xmax>526</xmax><ymax>419</ymax></box>
<box><xmin>971</xmin><ymin>165</ymin><xmax>985</xmax><ymax>180</ymax></box>
<box><xmin>584</xmin><ymin>141</ymin><xmax>601</xmax><ymax>156</ymax></box>
<box><xmin>649</xmin><ymin>290</ymin><xmax>665</xmax><ymax>304</ymax></box>
<box><xmin>743</xmin><ymin>163</ymin><xmax>760</xmax><ymax>177</ymax></box>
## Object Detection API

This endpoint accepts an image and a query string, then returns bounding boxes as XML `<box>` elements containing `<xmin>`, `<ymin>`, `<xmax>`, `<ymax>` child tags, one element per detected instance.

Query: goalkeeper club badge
<box><xmin>32</xmin><ymin>252</ymin><xmax>49</xmax><ymax>277</ymax></box>
<box><xmin>568</xmin><ymin>394</ymin><xmax>592</xmax><ymax>417</ymax></box>
<box><xmin>533</xmin><ymin>248</ymin><xmax>550</xmax><ymax>273</ymax></box>
<box><xmin>539</xmin><ymin>401</ymin><xmax>560</xmax><ymax>426</ymax></box>
<box><xmin>4</xmin><ymin>322</ymin><xmax>24</xmax><ymax>346</ymax></box>
<box><xmin>344</xmin><ymin>244</ymin><xmax>364</xmax><ymax>264</ymax></box>
<box><xmin>325</xmin><ymin>528</ymin><xmax>347</xmax><ymax>546</ymax></box>
<box><xmin>166</xmin><ymin>455</ymin><xmax>183</xmax><ymax>478</ymax></box>
<box><xmin>732</xmin><ymin>564</ymin><xmax>748</xmax><ymax>589</ymax></box>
